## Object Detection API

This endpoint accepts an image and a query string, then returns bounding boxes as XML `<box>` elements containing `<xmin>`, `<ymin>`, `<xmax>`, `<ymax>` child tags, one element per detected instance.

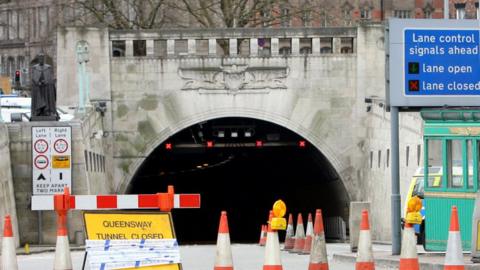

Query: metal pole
<box><xmin>38</xmin><ymin>211</ymin><xmax>42</xmax><ymax>244</ymax></box>
<box><xmin>391</xmin><ymin>106</ymin><xmax>401</xmax><ymax>255</ymax></box>
<box><xmin>444</xmin><ymin>0</ymin><xmax>449</xmax><ymax>19</ymax></box>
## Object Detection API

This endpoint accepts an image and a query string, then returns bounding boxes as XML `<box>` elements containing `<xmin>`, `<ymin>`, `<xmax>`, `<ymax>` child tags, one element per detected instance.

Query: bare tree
<box><xmin>172</xmin><ymin>0</ymin><xmax>319</xmax><ymax>28</ymax></box>
<box><xmin>58</xmin><ymin>0</ymin><xmax>169</xmax><ymax>29</ymax></box>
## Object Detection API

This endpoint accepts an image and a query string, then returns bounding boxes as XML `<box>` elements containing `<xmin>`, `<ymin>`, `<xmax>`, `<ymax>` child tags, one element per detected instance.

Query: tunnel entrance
<box><xmin>129</xmin><ymin>117</ymin><xmax>349</xmax><ymax>244</ymax></box>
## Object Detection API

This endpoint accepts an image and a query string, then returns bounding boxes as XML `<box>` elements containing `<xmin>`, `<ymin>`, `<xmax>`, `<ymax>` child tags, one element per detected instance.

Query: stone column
<box><xmin>209</xmin><ymin>39</ymin><xmax>217</xmax><ymax>55</ymax></box>
<box><xmin>229</xmin><ymin>39</ymin><xmax>237</xmax><ymax>56</ymax></box>
<box><xmin>271</xmin><ymin>38</ymin><xmax>279</xmax><ymax>56</ymax></box>
<box><xmin>146</xmin><ymin>40</ymin><xmax>154</xmax><ymax>56</ymax></box>
<box><xmin>312</xmin><ymin>38</ymin><xmax>321</xmax><ymax>55</ymax></box>
<box><xmin>333</xmin><ymin>37</ymin><xmax>342</xmax><ymax>54</ymax></box>
<box><xmin>188</xmin><ymin>39</ymin><xmax>196</xmax><ymax>55</ymax></box>
<box><xmin>125</xmin><ymin>40</ymin><xmax>133</xmax><ymax>57</ymax></box>
<box><xmin>250</xmin><ymin>38</ymin><xmax>258</xmax><ymax>56</ymax></box>
<box><xmin>167</xmin><ymin>39</ymin><xmax>175</xmax><ymax>56</ymax></box>
<box><xmin>291</xmin><ymin>38</ymin><xmax>300</xmax><ymax>55</ymax></box>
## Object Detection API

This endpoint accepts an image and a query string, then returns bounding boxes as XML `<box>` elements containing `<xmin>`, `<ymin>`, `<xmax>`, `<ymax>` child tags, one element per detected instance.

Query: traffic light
<box><xmin>14</xmin><ymin>70</ymin><xmax>20</xmax><ymax>83</ymax></box>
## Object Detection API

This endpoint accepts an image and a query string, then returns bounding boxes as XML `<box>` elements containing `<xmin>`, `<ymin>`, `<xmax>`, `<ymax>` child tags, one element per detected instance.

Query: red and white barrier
<box><xmin>31</xmin><ymin>194</ymin><xmax>200</xmax><ymax>210</ymax></box>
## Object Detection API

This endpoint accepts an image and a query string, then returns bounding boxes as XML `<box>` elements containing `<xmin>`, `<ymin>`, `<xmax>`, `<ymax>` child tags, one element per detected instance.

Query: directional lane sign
<box><xmin>388</xmin><ymin>19</ymin><xmax>480</xmax><ymax>107</ymax></box>
<box><xmin>32</xmin><ymin>126</ymin><xmax>72</xmax><ymax>195</ymax></box>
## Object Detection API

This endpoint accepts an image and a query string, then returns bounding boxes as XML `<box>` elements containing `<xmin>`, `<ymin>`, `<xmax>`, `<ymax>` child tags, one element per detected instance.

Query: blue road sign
<box><xmin>389</xmin><ymin>20</ymin><xmax>480</xmax><ymax>107</ymax></box>
<box><xmin>404</xmin><ymin>29</ymin><xmax>480</xmax><ymax>96</ymax></box>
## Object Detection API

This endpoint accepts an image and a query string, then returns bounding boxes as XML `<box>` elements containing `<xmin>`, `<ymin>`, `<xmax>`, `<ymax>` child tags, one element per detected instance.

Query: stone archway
<box><xmin>116</xmin><ymin>108</ymin><xmax>353</xmax><ymax>199</ymax></box>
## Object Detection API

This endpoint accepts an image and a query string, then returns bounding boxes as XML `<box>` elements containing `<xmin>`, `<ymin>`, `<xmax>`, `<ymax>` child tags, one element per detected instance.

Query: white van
<box><xmin>0</xmin><ymin>96</ymin><xmax>74</xmax><ymax>122</ymax></box>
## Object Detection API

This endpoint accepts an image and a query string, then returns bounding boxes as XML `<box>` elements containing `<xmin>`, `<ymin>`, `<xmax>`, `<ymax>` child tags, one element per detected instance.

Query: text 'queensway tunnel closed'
<box><xmin>84</xmin><ymin>212</ymin><xmax>175</xmax><ymax>241</ymax></box>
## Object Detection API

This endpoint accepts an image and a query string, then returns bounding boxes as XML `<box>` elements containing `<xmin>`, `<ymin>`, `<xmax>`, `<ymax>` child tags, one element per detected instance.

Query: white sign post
<box><xmin>32</xmin><ymin>126</ymin><xmax>72</xmax><ymax>195</ymax></box>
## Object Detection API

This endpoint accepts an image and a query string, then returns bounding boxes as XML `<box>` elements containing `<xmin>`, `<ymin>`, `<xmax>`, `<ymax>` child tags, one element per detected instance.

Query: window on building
<box><xmin>423</xmin><ymin>3</ymin><xmax>434</xmax><ymax>19</ymax></box>
<box><xmin>476</xmin><ymin>2</ymin><xmax>479</xmax><ymax>19</ymax></box>
<box><xmin>84</xmin><ymin>150</ymin><xmax>89</xmax><ymax>171</ymax></box>
<box><xmin>417</xmin><ymin>144</ymin><xmax>421</xmax><ymax>166</ymax></box>
<box><xmin>133</xmin><ymin>40</ymin><xmax>146</xmax><ymax>56</ymax></box>
<box><xmin>112</xmin><ymin>41</ymin><xmax>126</xmax><ymax>57</ymax></box>
<box><xmin>341</xmin><ymin>1</ymin><xmax>354</xmax><ymax>25</ymax></box>
<box><xmin>279</xmin><ymin>38</ymin><xmax>291</xmax><ymax>56</ymax></box>
<box><xmin>261</xmin><ymin>8</ymin><xmax>270</xmax><ymax>27</ymax></box>
<box><xmin>378</xmin><ymin>150</ymin><xmax>381</xmax><ymax>168</ymax></box>
<box><xmin>281</xmin><ymin>7</ymin><xmax>290</xmax><ymax>27</ymax></box>
<box><xmin>394</xmin><ymin>10</ymin><xmax>411</xmax><ymax>18</ymax></box>
<box><xmin>360</xmin><ymin>8</ymin><xmax>371</xmax><ymax>19</ymax></box>
<box><xmin>320</xmin><ymin>37</ymin><xmax>332</xmax><ymax>54</ymax></box>
<box><xmin>370</xmin><ymin>151</ymin><xmax>373</xmax><ymax>169</ymax></box>
<box><xmin>386</xmin><ymin>148</ymin><xmax>390</xmax><ymax>168</ymax></box>
<box><xmin>302</xmin><ymin>10</ymin><xmax>311</xmax><ymax>27</ymax></box>
<box><xmin>300</xmin><ymin>38</ymin><xmax>312</xmax><ymax>54</ymax></box>
<box><xmin>406</xmin><ymin>145</ymin><xmax>410</xmax><ymax>167</ymax></box>
<box><xmin>340</xmin><ymin>37</ymin><xmax>354</xmax><ymax>53</ymax></box>
<box><xmin>455</xmin><ymin>3</ymin><xmax>466</xmax><ymax>19</ymax></box>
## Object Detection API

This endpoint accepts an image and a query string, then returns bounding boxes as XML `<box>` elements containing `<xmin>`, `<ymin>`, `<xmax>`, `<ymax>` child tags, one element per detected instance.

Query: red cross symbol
<box><xmin>409</xmin><ymin>80</ymin><xmax>419</xmax><ymax>91</ymax></box>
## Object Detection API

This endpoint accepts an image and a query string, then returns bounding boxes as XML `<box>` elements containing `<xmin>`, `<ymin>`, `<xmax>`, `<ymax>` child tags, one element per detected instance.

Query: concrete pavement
<box><xmin>13</xmin><ymin>243</ymin><xmax>480</xmax><ymax>269</ymax></box>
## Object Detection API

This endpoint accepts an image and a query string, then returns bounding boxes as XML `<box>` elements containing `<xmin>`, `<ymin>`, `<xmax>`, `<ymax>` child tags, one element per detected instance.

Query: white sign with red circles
<box><xmin>32</xmin><ymin>126</ymin><xmax>72</xmax><ymax>195</ymax></box>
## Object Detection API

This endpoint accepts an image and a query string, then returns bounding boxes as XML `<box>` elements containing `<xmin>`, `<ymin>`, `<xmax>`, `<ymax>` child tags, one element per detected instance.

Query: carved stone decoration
<box><xmin>178</xmin><ymin>64</ymin><xmax>289</xmax><ymax>94</ymax></box>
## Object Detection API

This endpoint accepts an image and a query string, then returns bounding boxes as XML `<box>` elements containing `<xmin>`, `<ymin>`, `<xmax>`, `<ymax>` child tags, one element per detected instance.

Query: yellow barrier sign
<box><xmin>84</xmin><ymin>212</ymin><xmax>181</xmax><ymax>270</ymax></box>
<box><xmin>52</xmin><ymin>155</ymin><xmax>70</xmax><ymax>169</ymax></box>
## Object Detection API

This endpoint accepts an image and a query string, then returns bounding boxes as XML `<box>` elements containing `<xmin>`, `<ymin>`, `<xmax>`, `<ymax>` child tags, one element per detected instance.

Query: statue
<box><xmin>31</xmin><ymin>53</ymin><xmax>58</xmax><ymax>121</ymax></box>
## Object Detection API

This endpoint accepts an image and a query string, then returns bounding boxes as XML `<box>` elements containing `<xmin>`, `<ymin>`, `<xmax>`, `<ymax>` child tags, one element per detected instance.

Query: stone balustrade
<box><xmin>109</xmin><ymin>27</ymin><xmax>357</xmax><ymax>58</ymax></box>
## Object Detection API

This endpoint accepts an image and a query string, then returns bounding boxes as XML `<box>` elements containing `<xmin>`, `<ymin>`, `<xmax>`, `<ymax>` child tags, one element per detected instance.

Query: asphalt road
<box><xmin>16</xmin><ymin>243</ymin><xmax>396</xmax><ymax>270</ymax></box>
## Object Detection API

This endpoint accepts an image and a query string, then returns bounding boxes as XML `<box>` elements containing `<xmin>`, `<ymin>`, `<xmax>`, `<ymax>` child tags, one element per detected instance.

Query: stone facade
<box><xmin>0</xmin><ymin>123</ymin><xmax>18</xmax><ymax>247</ymax></box>
<box><xmin>0</xmin><ymin>0</ymin><xmax>477</xmax><ymax>90</ymax></box>
<box><xmin>49</xmin><ymin>24</ymin><xmax>421</xmax><ymax>242</ymax></box>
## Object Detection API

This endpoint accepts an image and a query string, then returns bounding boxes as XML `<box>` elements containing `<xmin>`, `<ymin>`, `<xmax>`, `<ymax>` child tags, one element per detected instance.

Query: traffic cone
<box><xmin>356</xmin><ymin>209</ymin><xmax>374</xmax><ymax>270</ymax></box>
<box><xmin>259</xmin><ymin>225</ymin><xmax>266</xmax><ymax>246</ymax></box>
<box><xmin>399</xmin><ymin>223</ymin><xmax>419</xmax><ymax>270</ymax></box>
<box><xmin>1</xmin><ymin>215</ymin><xmax>18</xmax><ymax>270</ymax></box>
<box><xmin>303</xmin><ymin>213</ymin><xmax>314</xmax><ymax>254</ymax></box>
<box><xmin>308</xmin><ymin>209</ymin><xmax>329</xmax><ymax>270</ymax></box>
<box><xmin>54</xmin><ymin>190</ymin><xmax>72</xmax><ymax>270</ymax></box>
<box><xmin>263</xmin><ymin>218</ymin><xmax>283</xmax><ymax>270</ymax></box>
<box><xmin>444</xmin><ymin>206</ymin><xmax>464</xmax><ymax>270</ymax></box>
<box><xmin>283</xmin><ymin>214</ymin><xmax>295</xmax><ymax>250</ymax></box>
<box><xmin>291</xmin><ymin>213</ymin><xmax>305</xmax><ymax>253</ymax></box>
<box><xmin>214</xmin><ymin>211</ymin><xmax>233</xmax><ymax>270</ymax></box>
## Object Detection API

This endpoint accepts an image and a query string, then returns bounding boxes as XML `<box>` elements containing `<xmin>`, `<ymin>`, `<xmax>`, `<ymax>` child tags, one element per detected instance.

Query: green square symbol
<box><xmin>408</xmin><ymin>62</ymin><xmax>419</xmax><ymax>74</ymax></box>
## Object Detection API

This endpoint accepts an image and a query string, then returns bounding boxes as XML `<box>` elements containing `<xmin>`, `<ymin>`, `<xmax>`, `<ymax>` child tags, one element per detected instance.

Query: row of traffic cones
<box><xmin>355</xmin><ymin>206</ymin><xmax>465</xmax><ymax>270</ymax></box>
<box><xmin>262</xmin><ymin>213</ymin><xmax>315</xmax><ymax>254</ymax></box>
<box><xmin>217</xmin><ymin>210</ymin><xmax>329</xmax><ymax>270</ymax></box>
<box><xmin>1</xmin><ymin>202</ymin><xmax>73</xmax><ymax>270</ymax></box>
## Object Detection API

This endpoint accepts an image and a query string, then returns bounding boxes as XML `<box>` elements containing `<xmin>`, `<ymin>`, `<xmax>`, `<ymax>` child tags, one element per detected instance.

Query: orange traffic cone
<box><xmin>303</xmin><ymin>213</ymin><xmax>314</xmax><ymax>254</ymax></box>
<box><xmin>356</xmin><ymin>209</ymin><xmax>374</xmax><ymax>270</ymax></box>
<box><xmin>263</xmin><ymin>219</ymin><xmax>283</xmax><ymax>270</ymax></box>
<box><xmin>399</xmin><ymin>223</ymin><xmax>419</xmax><ymax>270</ymax></box>
<box><xmin>308</xmin><ymin>209</ymin><xmax>329</xmax><ymax>270</ymax></box>
<box><xmin>283</xmin><ymin>214</ymin><xmax>295</xmax><ymax>250</ymax></box>
<box><xmin>259</xmin><ymin>225</ymin><xmax>266</xmax><ymax>246</ymax></box>
<box><xmin>291</xmin><ymin>213</ymin><xmax>305</xmax><ymax>253</ymax></box>
<box><xmin>444</xmin><ymin>206</ymin><xmax>464</xmax><ymax>270</ymax></box>
<box><xmin>214</xmin><ymin>211</ymin><xmax>234</xmax><ymax>270</ymax></box>
<box><xmin>1</xmin><ymin>215</ymin><xmax>18</xmax><ymax>270</ymax></box>
<box><xmin>54</xmin><ymin>189</ymin><xmax>72</xmax><ymax>270</ymax></box>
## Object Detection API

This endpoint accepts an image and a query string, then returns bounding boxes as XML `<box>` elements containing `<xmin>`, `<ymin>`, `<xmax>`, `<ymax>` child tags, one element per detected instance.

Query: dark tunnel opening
<box><xmin>129</xmin><ymin>117</ymin><xmax>350</xmax><ymax>244</ymax></box>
